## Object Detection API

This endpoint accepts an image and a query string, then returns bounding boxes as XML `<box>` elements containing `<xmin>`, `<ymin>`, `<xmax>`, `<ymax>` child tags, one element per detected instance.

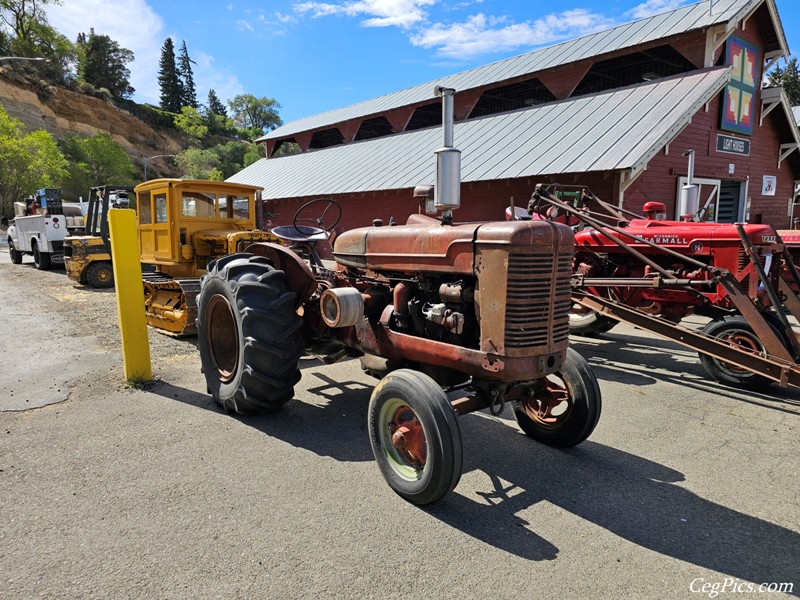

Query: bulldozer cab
<box><xmin>134</xmin><ymin>179</ymin><xmax>262</xmax><ymax>267</ymax></box>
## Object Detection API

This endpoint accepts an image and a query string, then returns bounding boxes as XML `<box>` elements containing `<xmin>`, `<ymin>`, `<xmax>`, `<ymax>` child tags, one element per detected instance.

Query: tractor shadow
<box><xmin>570</xmin><ymin>331</ymin><xmax>800</xmax><ymax>414</ymax></box>
<box><xmin>147</xmin><ymin>371</ymin><xmax>799</xmax><ymax>586</ymax></box>
<box><xmin>429</xmin><ymin>413</ymin><xmax>799</xmax><ymax>585</ymax></box>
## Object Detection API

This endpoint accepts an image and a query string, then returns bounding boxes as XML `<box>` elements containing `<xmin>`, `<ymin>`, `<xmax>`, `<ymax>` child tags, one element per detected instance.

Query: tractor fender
<box><xmin>245</xmin><ymin>242</ymin><xmax>317</xmax><ymax>306</ymax></box>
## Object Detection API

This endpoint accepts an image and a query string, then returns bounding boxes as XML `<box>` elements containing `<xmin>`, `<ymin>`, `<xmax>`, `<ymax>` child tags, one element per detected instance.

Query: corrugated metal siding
<box><xmin>261</xmin><ymin>0</ymin><xmax>762</xmax><ymax>141</ymax></box>
<box><xmin>232</xmin><ymin>69</ymin><xmax>730</xmax><ymax>200</ymax></box>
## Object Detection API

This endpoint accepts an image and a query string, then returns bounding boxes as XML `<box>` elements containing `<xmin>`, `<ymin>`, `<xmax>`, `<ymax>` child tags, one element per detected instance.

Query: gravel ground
<box><xmin>0</xmin><ymin>247</ymin><xmax>797</xmax><ymax>600</ymax></box>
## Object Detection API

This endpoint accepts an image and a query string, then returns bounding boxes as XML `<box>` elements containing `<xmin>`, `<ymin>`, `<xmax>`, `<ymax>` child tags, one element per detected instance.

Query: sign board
<box><xmin>762</xmin><ymin>175</ymin><xmax>777</xmax><ymax>196</ymax></box>
<box><xmin>716</xmin><ymin>134</ymin><xmax>750</xmax><ymax>156</ymax></box>
<box><xmin>720</xmin><ymin>36</ymin><xmax>759</xmax><ymax>135</ymax></box>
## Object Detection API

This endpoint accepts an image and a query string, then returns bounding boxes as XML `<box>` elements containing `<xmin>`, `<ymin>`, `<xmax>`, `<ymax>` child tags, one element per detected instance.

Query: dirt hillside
<box><xmin>0</xmin><ymin>69</ymin><xmax>182</xmax><ymax>176</ymax></box>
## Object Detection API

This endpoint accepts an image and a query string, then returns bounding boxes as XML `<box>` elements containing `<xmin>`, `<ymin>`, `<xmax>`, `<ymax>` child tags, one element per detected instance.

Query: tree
<box><xmin>767</xmin><ymin>56</ymin><xmax>800</xmax><ymax>107</ymax></box>
<box><xmin>158</xmin><ymin>37</ymin><xmax>182</xmax><ymax>113</ymax></box>
<box><xmin>178</xmin><ymin>40</ymin><xmax>197</xmax><ymax>108</ymax></box>
<box><xmin>0</xmin><ymin>106</ymin><xmax>67</xmax><ymax>218</ymax></box>
<box><xmin>228</xmin><ymin>94</ymin><xmax>282</xmax><ymax>139</ymax></box>
<box><xmin>1</xmin><ymin>0</ymin><xmax>75</xmax><ymax>86</ymax></box>
<box><xmin>174</xmin><ymin>147</ymin><xmax>220</xmax><ymax>180</ymax></box>
<box><xmin>77</xmin><ymin>28</ymin><xmax>135</xmax><ymax>99</ymax></box>
<box><xmin>207</xmin><ymin>89</ymin><xmax>227</xmax><ymax>117</ymax></box>
<box><xmin>58</xmin><ymin>133</ymin><xmax>134</xmax><ymax>198</ymax></box>
<box><xmin>174</xmin><ymin>106</ymin><xmax>208</xmax><ymax>141</ymax></box>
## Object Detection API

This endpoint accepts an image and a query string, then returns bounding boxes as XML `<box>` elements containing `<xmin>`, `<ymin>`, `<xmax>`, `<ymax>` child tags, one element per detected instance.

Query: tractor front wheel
<box><xmin>568</xmin><ymin>306</ymin><xmax>617</xmax><ymax>337</ymax></box>
<box><xmin>368</xmin><ymin>369</ymin><xmax>463</xmax><ymax>505</ymax></box>
<box><xmin>699</xmin><ymin>315</ymin><xmax>784</xmax><ymax>390</ymax></box>
<box><xmin>8</xmin><ymin>240</ymin><xmax>22</xmax><ymax>264</ymax></box>
<box><xmin>86</xmin><ymin>262</ymin><xmax>114</xmax><ymax>288</ymax></box>
<box><xmin>513</xmin><ymin>348</ymin><xmax>602</xmax><ymax>447</ymax></box>
<box><xmin>197</xmin><ymin>253</ymin><xmax>304</xmax><ymax>414</ymax></box>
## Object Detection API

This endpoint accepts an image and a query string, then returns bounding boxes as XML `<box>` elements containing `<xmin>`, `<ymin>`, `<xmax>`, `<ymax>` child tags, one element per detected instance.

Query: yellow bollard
<box><xmin>108</xmin><ymin>208</ymin><xmax>152</xmax><ymax>382</ymax></box>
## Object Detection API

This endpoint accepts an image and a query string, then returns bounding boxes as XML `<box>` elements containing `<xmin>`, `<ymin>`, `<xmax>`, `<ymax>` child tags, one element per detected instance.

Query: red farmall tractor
<box><xmin>528</xmin><ymin>185</ymin><xmax>800</xmax><ymax>391</ymax></box>
<box><xmin>195</xmin><ymin>88</ymin><xmax>601</xmax><ymax>505</ymax></box>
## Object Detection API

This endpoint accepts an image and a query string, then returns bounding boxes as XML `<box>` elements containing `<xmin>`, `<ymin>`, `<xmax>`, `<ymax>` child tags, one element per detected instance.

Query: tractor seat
<box><xmin>271</xmin><ymin>225</ymin><xmax>330</xmax><ymax>243</ymax></box>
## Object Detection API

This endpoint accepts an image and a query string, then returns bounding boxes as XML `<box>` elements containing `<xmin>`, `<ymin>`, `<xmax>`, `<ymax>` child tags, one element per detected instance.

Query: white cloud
<box><xmin>294</xmin><ymin>0</ymin><xmax>437</xmax><ymax>29</ymax></box>
<box><xmin>238</xmin><ymin>19</ymin><xmax>255</xmax><ymax>32</ymax></box>
<box><xmin>192</xmin><ymin>51</ymin><xmax>244</xmax><ymax>106</ymax></box>
<box><xmin>46</xmin><ymin>0</ymin><xmax>165</xmax><ymax>104</ymax></box>
<box><xmin>410</xmin><ymin>10</ymin><xmax>615</xmax><ymax>58</ymax></box>
<box><xmin>46</xmin><ymin>0</ymin><xmax>246</xmax><ymax>107</ymax></box>
<box><xmin>626</xmin><ymin>0</ymin><xmax>691</xmax><ymax>19</ymax></box>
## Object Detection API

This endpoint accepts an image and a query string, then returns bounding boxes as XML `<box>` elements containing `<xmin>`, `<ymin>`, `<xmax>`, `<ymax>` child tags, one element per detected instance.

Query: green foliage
<box><xmin>0</xmin><ymin>106</ymin><xmax>68</xmax><ymax>217</ymax></box>
<box><xmin>174</xmin><ymin>147</ymin><xmax>220</xmax><ymax>180</ymax></box>
<box><xmin>58</xmin><ymin>133</ymin><xmax>134</xmax><ymax>198</ymax></box>
<box><xmin>77</xmin><ymin>28</ymin><xmax>135</xmax><ymax>99</ymax></box>
<box><xmin>228</xmin><ymin>94</ymin><xmax>282</xmax><ymax>140</ymax></box>
<box><xmin>243</xmin><ymin>143</ymin><xmax>266</xmax><ymax>167</ymax></box>
<box><xmin>174</xmin><ymin>106</ymin><xmax>208</xmax><ymax>141</ymax></box>
<box><xmin>207</xmin><ymin>89</ymin><xmax>227</xmax><ymax>117</ymax></box>
<box><xmin>178</xmin><ymin>40</ymin><xmax>197</xmax><ymax>108</ymax></box>
<box><xmin>158</xmin><ymin>37</ymin><xmax>182</xmax><ymax>113</ymax></box>
<box><xmin>767</xmin><ymin>56</ymin><xmax>800</xmax><ymax>107</ymax></box>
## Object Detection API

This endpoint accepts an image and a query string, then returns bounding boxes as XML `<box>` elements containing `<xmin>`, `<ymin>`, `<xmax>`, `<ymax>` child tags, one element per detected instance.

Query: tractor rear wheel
<box><xmin>699</xmin><ymin>315</ymin><xmax>785</xmax><ymax>390</ymax></box>
<box><xmin>197</xmin><ymin>253</ymin><xmax>304</xmax><ymax>415</ymax></box>
<box><xmin>513</xmin><ymin>348</ymin><xmax>602</xmax><ymax>447</ymax></box>
<box><xmin>368</xmin><ymin>369</ymin><xmax>463</xmax><ymax>505</ymax></box>
<box><xmin>86</xmin><ymin>262</ymin><xmax>114</xmax><ymax>288</ymax></box>
<box><xmin>568</xmin><ymin>306</ymin><xmax>616</xmax><ymax>337</ymax></box>
<box><xmin>32</xmin><ymin>241</ymin><xmax>51</xmax><ymax>270</ymax></box>
<box><xmin>8</xmin><ymin>240</ymin><xmax>22</xmax><ymax>264</ymax></box>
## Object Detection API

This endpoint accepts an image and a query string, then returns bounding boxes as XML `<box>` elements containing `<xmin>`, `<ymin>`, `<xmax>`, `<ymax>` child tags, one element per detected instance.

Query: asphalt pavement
<box><xmin>0</xmin><ymin>247</ymin><xmax>797</xmax><ymax>599</ymax></box>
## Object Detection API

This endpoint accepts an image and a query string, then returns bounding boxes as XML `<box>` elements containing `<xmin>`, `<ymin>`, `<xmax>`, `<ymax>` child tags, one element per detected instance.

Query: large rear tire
<box><xmin>513</xmin><ymin>348</ymin><xmax>602</xmax><ymax>447</ymax></box>
<box><xmin>8</xmin><ymin>240</ymin><xmax>22</xmax><ymax>264</ymax></box>
<box><xmin>368</xmin><ymin>369</ymin><xmax>463</xmax><ymax>505</ymax></box>
<box><xmin>32</xmin><ymin>241</ymin><xmax>51</xmax><ymax>270</ymax></box>
<box><xmin>197</xmin><ymin>253</ymin><xmax>304</xmax><ymax>415</ymax></box>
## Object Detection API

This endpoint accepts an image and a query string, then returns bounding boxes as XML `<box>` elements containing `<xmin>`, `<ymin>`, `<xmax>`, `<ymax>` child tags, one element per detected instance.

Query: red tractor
<box><xmin>528</xmin><ymin>186</ymin><xmax>798</xmax><ymax>390</ymax></box>
<box><xmin>195</xmin><ymin>88</ymin><xmax>601</xmax><ymax>505</ymax></box>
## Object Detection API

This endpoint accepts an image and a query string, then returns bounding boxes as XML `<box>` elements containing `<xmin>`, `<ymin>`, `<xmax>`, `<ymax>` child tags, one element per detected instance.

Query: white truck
<box><xmin>7</xmin><ymin>189</ymin><xmax>85</xmax><ymax>270</ymax></box>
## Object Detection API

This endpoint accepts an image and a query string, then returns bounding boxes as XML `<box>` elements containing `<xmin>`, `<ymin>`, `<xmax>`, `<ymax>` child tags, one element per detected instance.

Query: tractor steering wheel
<box><xmin>292</xmin><ymin>198</ymin><xmax>342</xmax><ymax>236</ymax></box>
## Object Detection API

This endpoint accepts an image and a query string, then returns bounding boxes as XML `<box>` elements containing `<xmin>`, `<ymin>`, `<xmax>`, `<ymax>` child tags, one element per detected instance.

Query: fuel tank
<box><xmin>333</xmin><ymin>213</ymin><xmax>573</xmax><ymax>274</ymax></box>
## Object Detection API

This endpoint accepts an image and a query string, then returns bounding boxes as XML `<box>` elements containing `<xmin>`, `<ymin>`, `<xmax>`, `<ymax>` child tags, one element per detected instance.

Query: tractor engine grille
<box><xmin>504</xmin><ymin>252</ymin><xmax>571</xmax><ymax>348</ymax></box>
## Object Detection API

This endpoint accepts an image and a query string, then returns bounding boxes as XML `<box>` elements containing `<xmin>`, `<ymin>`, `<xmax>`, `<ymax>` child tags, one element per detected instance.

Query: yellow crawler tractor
<box><xmin>134</xmin><ymin>179</ymin><xmax>278</xmax><ymax>335</ymax></box>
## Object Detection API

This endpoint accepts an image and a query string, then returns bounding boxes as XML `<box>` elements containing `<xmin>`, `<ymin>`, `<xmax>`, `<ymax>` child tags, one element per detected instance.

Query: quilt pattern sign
<box><xmin>721</xmin><ymin>36</ymin><xmax>759</xmax><ymax>135</ymax></box>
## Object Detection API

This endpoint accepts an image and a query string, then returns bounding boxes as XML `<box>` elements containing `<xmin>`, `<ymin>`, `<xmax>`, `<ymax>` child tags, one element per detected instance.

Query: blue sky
<box><xmin>46</xmin><ymin>0</ymin><xmax>799</xmax><ymax>125</ymax></box>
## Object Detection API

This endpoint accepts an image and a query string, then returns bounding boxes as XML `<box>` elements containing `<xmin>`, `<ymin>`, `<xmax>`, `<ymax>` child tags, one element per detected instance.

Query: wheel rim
<box><xmin>569</xmin><ymin>304</ymin><xmax>597</xmax><ymax>324</ymax></box>
<box><xmin>713</xmin><ymin>327</ymin><xmax>765</xmax><ymax>377</ymax></box>
<box><xmin>96</xmin><ymin>267</ymin><xmax>112</xmax><ymax>284</ymax></box>
<box><xmin>518</xmin><ymin>375</ymin><xmax>573</xmax><ymax>429</ymax></box>
<box><xmin>205</xmin><ymin>294</ymin><xmax>240</xmax><ymax>383</ymax></box>
<box><xmin>378</xmin><ymin>397</ymin><xmax>427</xmax><ymax>481</ymax></box>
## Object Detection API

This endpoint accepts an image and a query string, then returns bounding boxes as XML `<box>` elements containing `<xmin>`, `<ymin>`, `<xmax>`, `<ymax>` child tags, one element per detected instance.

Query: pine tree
<box><xmin>207</xmin><ymin>89</ymin><xmax>227</xmax><ymax>116</ymax></box>
<box><xmin>78</xmin><ymin>28</ymin><xmax>135</xmax><ymax>99</ymax></box>
<box><xmin>178</xmin><ymin>40</ymin><xmax>198</xmax><ymax>109</ymax></box>
<box><xmin>767</xmin><ymin>57</ymin><xmax>800</xmax><ymax>107</ymax></box>
<box><xmin>158</xmin><ymin>38</ymin><xmax>183</xmax><ymax>113</ymax></box>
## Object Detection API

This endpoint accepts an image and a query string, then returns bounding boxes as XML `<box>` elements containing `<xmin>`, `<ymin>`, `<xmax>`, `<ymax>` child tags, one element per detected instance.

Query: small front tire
<box><xmin>513</xmin><ymin>348</ymin><xmax>602</xmax><ymax>447</ymax></box>
<box><xmin>568</xmin><ymin>307</ymin><xmax>617</xmax><ymax>337</ymax></box>
<box><xmin>86</xmin><ymin>262</ymin><xmax>114</xmax><ymax>288</ymax></box>
<box><xmin>368</xmin><ymin>369</ymin><xmax>463</xmax><ymax>505</ymax></box>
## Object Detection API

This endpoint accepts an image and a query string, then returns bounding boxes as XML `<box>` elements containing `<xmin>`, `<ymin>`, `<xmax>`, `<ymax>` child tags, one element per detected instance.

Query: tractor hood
<box><xmin>333</xmin><ymin>213</ymin><xmax>573</xmax><ymax>275</ymax></box>
<box><xmin>575</xmin><ymin>220</ymin><xmax>778</xmax><ymax>249</ymax></box>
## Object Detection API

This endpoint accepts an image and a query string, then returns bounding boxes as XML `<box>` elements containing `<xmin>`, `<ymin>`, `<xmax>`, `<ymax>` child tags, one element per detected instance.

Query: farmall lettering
<box><xmin>640</xmin><ymin>234</ymin><xmax>689</xmax><ymax>245</ymax></box>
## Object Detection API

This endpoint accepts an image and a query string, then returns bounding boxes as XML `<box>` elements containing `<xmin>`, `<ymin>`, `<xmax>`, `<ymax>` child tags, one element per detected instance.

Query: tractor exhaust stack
<box><xmin>433</xmin><ymin>86</ymin><xmax>461</xmax><ymax>222</ymax></box>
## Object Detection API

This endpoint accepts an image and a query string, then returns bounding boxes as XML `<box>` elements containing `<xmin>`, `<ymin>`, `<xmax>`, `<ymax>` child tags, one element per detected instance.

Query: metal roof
<box><xmin>231</xmin><ymin>68</ymin><xmax>731</xmax><ymax>200</ymax></box>
<box><xmin>260</xmin><ymin>0</ymin><xmax>785</xmax><ymax>142</ymax></box>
